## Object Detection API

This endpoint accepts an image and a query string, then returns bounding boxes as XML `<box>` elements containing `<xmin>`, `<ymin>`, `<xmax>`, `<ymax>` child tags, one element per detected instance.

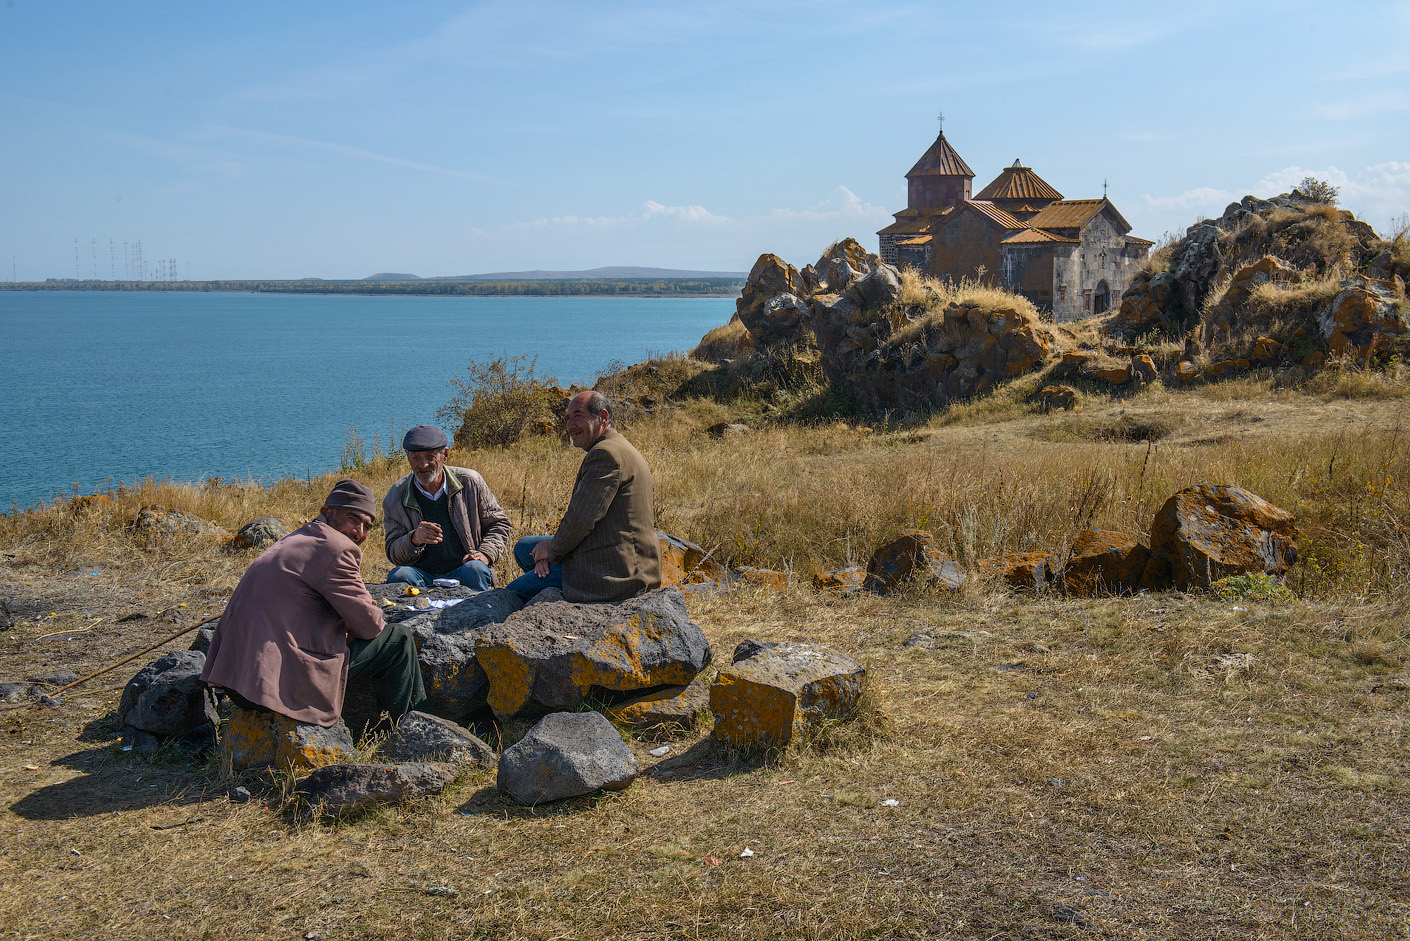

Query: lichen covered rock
<box><xmin>1062</xmin><ymin>530</ymin><xmax>1152</xmax><ymax>596</ymax></box>
<box><xmin>222</xmin><ymin>706</ymin><xmax>355</xmax><ymax>771</ymax></box>
<box><xmin>1147</xmin><ymin>485</ymin><xmax>1297</xmax><ymax>590</ymax></box>
<box><xmin>864</xmin><ymin>530</ymin><xmax>965</xmax><ymax>594</ymax></box>
<box><xmin>709</xmin><ymin>642</ymin><xmax>866</xmax><ymax>747</ymax></box>
<box><xmin>474</xmin><ymin>587</ymin><xmax>712</xmax><ymax>719</ymax></box>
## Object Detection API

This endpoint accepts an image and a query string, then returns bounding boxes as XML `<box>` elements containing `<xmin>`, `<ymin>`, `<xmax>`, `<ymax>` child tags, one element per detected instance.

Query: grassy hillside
<box><xmin>3</xmin><ymin>340</ymin><xmax>1409</xmax><ymax>938</ymax></box>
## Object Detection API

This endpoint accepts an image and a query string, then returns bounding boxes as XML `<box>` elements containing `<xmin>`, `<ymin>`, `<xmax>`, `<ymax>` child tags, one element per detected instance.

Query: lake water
<box><xmin>0</xmin><ymin>291</ymin><xmax>735</xmax><ymax>510</ymax></box>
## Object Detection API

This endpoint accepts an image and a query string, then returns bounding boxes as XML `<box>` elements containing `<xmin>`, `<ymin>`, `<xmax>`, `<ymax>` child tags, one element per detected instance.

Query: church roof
<box><xmin>1001</xmin><ymin>228</ymin><xmax>1079</xmax><ymax>245</ymax></box>
<box><xmin>1027</xmin><ymin>198</ymin><xmax>1132</xmax><ymax>233</ymax></box>
<box><xmin>974</xmin><ymin>160</ymin><xmax>1064</xmax><ymax>202</ymax></box>
<box><xmin>949</xmin><ymin>200</ymin><xmax>1024</xmax><ymax>230</ymax></box>
<box><xmin>906</xmin><ymin>132</ymin><xmax>975</xmax><ymax>179</ymax></box>
<box><xmin>896</xmin><ymin>236</ymin><xmax>932</xmax><ymax>246</ymax></box>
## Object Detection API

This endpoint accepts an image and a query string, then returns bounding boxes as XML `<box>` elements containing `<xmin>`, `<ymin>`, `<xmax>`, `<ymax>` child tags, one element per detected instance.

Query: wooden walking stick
<box><xmin>0</xmin><ymin>612</ymin><xmax>222</xmax><ymax>714</ymax></box>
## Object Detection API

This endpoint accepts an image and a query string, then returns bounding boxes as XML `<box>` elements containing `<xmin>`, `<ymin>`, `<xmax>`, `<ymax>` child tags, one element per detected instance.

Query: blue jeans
<box><xmin>387</xmin><ymin>559</ymin><xmax>494</xmax><ymax>591</ymax></box>
<box><xmin>506</xmin><ymin>535</ymin><xmax>563</xmax><ymax>599</ymax></box>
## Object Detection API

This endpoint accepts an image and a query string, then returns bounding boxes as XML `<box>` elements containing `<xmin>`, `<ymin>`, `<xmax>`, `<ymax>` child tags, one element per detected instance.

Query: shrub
<box><xmin>436</xmin><ymin>355</ymin><xmax>565</xmax><ymax>450</ymax></box>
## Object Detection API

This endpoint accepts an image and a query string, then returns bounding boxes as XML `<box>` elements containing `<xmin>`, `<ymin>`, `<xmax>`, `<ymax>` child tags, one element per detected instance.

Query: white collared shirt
<box><xmin>414</xmin><ymin>476</ymin><xmax>447</xmax><ymax>501</ymax></box>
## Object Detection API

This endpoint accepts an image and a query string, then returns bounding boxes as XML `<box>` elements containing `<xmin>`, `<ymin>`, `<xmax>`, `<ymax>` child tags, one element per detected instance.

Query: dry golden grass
<box><xmin>5</xmin><ymin>375</ymin><xmax>1410</xmax><ymax>939</ymax></box>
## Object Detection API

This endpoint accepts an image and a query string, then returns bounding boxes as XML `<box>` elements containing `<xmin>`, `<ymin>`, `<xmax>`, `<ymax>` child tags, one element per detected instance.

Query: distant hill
<box><xmin>359</xmin><ymin>266</ymin><xmax>745</xmax><ymax>282</ymax></box>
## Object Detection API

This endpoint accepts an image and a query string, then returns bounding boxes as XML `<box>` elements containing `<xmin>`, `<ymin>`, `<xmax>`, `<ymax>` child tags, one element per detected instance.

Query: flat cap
<box><xmin>402</xmin><ymin>425</ymin><xmax>449</xmax><ymax>452</ymax></box>
<box><xmin>323</xmin><ymin>478</ymin><xmax>377</xmax><ymax>518</ymax></box>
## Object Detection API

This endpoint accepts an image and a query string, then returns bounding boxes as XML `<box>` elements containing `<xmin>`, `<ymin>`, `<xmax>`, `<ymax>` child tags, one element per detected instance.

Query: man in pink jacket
<box><xmin>201</xmin><ymin>479</ymin><xmax>426</xmax><ymax>727</ymax></box>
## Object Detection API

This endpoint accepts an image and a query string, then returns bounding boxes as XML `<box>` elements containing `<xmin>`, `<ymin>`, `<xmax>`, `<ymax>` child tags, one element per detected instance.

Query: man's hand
<box><xmin>531</xmin><ymin>539</ymin><xmax>553</xmax><ymax>578</ymax></box>
<box><xmin>411</xmin><ymin>521</ymin><xmax>443</xmax><ymax>546</ymax></box>
<box><xmin>462</xmin><ymin>550</ymin><xmax>489</xmax><ymax>565</ymax></box>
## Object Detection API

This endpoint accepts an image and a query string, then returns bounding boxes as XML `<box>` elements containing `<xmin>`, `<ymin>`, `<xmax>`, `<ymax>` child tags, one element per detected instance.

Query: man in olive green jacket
<box><xmin>508</xmin><ymin>391</ymin><xmax>662</xmax><ymax>603</ymax></box>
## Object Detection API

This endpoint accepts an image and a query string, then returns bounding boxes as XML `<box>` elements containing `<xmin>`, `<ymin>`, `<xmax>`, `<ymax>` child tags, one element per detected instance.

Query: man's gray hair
<box><xmin>584</xmin><ymin>390</ymin><xmax>613</xmax><ymax>423</ymax></box>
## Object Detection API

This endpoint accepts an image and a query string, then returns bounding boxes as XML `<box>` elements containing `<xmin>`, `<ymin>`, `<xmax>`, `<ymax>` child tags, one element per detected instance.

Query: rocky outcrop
<box><xmin>295</xmin><ymin>762</ymin><xmax>457</xmax><ymax>817</ymax></box>
<box><xmin>497</xmin><ymin>711</ymin><xmax>639</xmax><ymax>805</ymax></box>
<box><xmin>735</xmin><ymin>254</ymin><xmax>805</xmax><ymax>344</ymax></box>
<box><xmin>863</xmin><ymin>530</ymin><xmax>965</xmax><ymax>594</ymax></box>
<box><xmin>119</xmin><ymin>650</ymin><xmax>218</xmax><ymax>754</ymax></box>
<box><xmin>709</xmin><ymin>641</ymin><xmax>866</xmax><ymax>747</ymax></box>
<box><xmin>398</xmin><ymin>588</ymin><xmax>526</xmax><ymax>723</ymax></box>
<box><xmin>474</xmin><ymin>586</ymin><xmax>712</xmax><ymax>719</ymax></box>
<box><xmin>1319</xmin><ymin>274</ymin><xmax>1408</xmax><ymax>359</ymax></box>
<box><xmin>1146</xmin><ymin>485</ymin><xmax>1297</xmax><ymax>590</ymax></box>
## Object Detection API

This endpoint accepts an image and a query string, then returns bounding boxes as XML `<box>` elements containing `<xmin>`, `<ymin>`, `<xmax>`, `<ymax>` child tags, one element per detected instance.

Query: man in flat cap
<box><xmin>201</xmin><ymin>479</ymin><xmax>426</xmax><ymax>727</ymax></box>
<box><xmin>382</xmin><ymin>424</ymin><xmax>512</xmax><ymax>591</ymax></box>
<box><xmin>508</xmin><ymin>391</ymin><xmax>661</xmax><ymax>603</ymax></box>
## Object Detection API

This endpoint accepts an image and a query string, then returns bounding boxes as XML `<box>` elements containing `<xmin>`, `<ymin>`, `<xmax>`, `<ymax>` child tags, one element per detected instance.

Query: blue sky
<box><xmin>2</xmin><ymin>0</ymin><xmax>1407</xmax><ymax>281</ymax></box>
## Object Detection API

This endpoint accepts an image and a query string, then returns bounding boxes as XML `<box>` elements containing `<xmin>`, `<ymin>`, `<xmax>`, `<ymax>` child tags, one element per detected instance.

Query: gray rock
<box><xmin>383</xmin><ymin>711</ymin><xmax>496</xmax><ymax>767</ymax></box>
<box><xmin>29</xmin><ymin>669</ymin><xmax>79</xmax><ymax>686</ymax></box>
<box><xmin>707</xmin><ymin>422</ymin><xmax>750</xmax><ymax>438</ymax></box>
<box><xmin>524</xmin><ymin>587</ymin><xmax>565</xmax><ymax>606</ymax></box>
<box><xmin>222</xmin><ymin>707</ymin><xmax>356</xmax><ymax>771</ymax></box>
<box><xmin>188</xmin><ymin>627</ymin><xmax>217</xmax><ymax>655</ymax></box>
<box><xmin>132</xmin><ymin>508</ymin><xmax>228</xmax><ymax>539</ymax></box>
<box><xmin>847</xmin><ymin>265</ymin><xmax>902</xmax><ymax>309</ymax></box>
<box><xmin>294</xmin><ymin>762</ymin><xmax>457</xmax><ymax>816</ymax></box>
<box><xmin>497</xmin><ymin>712</ymin><xmax>639</xmax><ymax>805</ymax></box>
<box><xmin>119</xmin><ymin>651</ymin><xmax>217</xmax><ymax>749</ymax></box>
<box><xmin>399</xmin><ymin>588</ymin><xmax>525</xmax><ymax>722</ymax></box>
<box><xmin>229</xmin><ymin>786</ymin><xmax>252</xmax><ymax>803</ymax></box>
<box><xmin>732</xmin><ymin>639</ymin><xmax>779</xmax><ymax>663</ymax></box>
<box><xmin>0</xmin><ymin>682</ymin><xmax>32</xmax><ymax>702</ymax></box>
<box><xmin>474</xmin><ymin>586</ymin><xmax>712</xmax><ymax>719</ymax></box>
<box><xmin>227</xmin><ymin>516</ymin><xmax>288</xmax><ymax>551</ymax></box>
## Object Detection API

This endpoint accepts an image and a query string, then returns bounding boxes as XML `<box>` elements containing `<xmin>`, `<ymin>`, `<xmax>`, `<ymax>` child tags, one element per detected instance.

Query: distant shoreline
<box><xmin>0</xmin><ymin>278</ymin><xmax>745</xmax><ymax>299</ymax></box>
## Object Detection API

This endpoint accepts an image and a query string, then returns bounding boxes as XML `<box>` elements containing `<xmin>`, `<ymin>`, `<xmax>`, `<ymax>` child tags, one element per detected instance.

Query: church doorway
<box><xmin>1093</xmin><ymin>280</ymin><xmax>1111</xmax><ymax>315</ymax></box>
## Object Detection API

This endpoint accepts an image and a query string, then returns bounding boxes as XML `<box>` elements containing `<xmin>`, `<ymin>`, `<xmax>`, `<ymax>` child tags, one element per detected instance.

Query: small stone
<box><xmin>228</xmin><ymin>786</ymin><xmax>253</xmax><ymax>803</ymax></box>
<box><xmin>29</xmin><ymin>669</ymin><xmax>79</xmax><ymax>687</ymax></box>
<box><xmin>0</xmin><ymin>682</ymin><xmax>32</xmax><ymax>703</ymax></box>
<box><xmin>427</xmin><ymin>886</ymin><xmax>459</xmax><ymax>897</ymax></box>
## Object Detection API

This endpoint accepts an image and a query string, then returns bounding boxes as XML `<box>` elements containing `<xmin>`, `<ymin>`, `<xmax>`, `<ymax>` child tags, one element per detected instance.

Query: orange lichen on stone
<box><xmin>475</xmin><ymin>643</ymin><xmax>537</xmax><ymax>719</ymax></box>
<box><xmin>735</xmin><ymin>567</ymin><xmax>788</xmax><ymax>592</ymax></box>
<box><xmin>709</xmin><ymin>643</ymin><xmax>866</xmax><ymax>748</ymax></box>
<box><xmin>1090</xmin><ymin>365</ymin><xmax>1132</xmax><ymax>385</ymax></box>
<box><xmin>658</xmin><ymin>532</ymin><xmax>729</xmax><ymax>588</ymax></box>
<box><xmin>1062</xmin><ymin>529</ymin><xmax>1151</xmax><ymax>596</ymax></box>
<box><xmin>221</xmin><ymin>707</ymin><xmax>353</xmax><ymax>771</ymax></box>
<box><xmin>978</xmin><ymin>552</ymin><xmax>1052</xmax><ymax>590</ymax></box>
<box><xmin>811</xmin><ymin>567</ymin><xmax>865</xmax><ymax>593</ymax></box>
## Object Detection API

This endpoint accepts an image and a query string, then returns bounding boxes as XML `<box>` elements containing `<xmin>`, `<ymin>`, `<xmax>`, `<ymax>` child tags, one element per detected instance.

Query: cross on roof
<box><xmin>936</xmin><ymin>111</ymin><xmax>944</xmax><ymax>132</ymax></box>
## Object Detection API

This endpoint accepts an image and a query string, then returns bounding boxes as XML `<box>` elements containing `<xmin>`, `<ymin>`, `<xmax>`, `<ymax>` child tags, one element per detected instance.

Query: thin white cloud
<box><xmin>197</xmin><ymin>124</ymin><xmax>500</xmax><ymax>183</ymax></box>
<box><xmin>517</xmin><ymin>200</ymin><xmax>730</xmax><ymax>230</ymax></box>
<box><xmin>771</xmin><ymin>186</ymin><xmax>891</xmax><ymax>222</ymax></box>
<box><xmin>643</xmin><ymin>200</ymin><xmax>731</xmax><ymax>224</ymax></box>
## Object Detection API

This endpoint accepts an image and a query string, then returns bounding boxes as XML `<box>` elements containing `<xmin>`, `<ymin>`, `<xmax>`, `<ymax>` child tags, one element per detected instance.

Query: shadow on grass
<box><xmin>8</xmin><ymin>745</ymin><xmax>208</xmax><ymax>821</ymax></box>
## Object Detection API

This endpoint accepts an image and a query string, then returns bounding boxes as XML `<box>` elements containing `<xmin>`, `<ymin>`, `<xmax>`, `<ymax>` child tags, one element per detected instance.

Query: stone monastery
<box><xmin>877</xmin><ymin>130</ymin><xmax>1152</xmax><ymax>321</ymax></box>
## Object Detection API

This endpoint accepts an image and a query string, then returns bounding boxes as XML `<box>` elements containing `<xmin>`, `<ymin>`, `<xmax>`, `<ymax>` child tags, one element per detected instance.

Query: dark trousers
<box><xmin>347</xmin><ymin>622</ymin><xmax>427</xmax><ymax>721</ymax></box>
